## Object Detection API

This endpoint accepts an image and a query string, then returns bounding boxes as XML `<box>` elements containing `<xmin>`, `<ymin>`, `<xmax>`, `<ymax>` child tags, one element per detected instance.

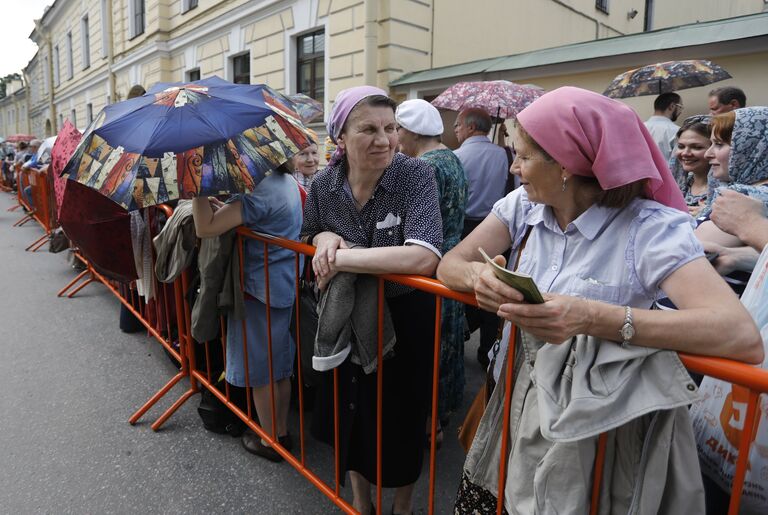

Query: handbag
<box><xmin>457</xmin><ymin>226</ymin><xmax>532</xmax><ymax>453</ymax></box>
<box><xmin>290</xmin><ymin>256</ymin><xmax>321</xmax><ymax>387</ymax></box>
<box><xmin>48</xmin><ymin>229</ymin><xmax>70</xmax><ymax>253</ymax></box>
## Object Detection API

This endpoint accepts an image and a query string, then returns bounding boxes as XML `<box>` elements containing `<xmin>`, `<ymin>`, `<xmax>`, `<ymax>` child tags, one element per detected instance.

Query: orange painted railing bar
<box><xmin>497</xmin><ymin>326</ymin><xmax>517</xmax><ymax>515</ymax></box>
<box><xmin>727</xmin><ymin>389</ymin><xmax>761</xmax><ymax>514</ymax></box>
<box><xmin>427</xmin><ymin>296</ymin><xmax>443</xmax><ymax>515</ymax></box>
<box><xmin>589</xmin><ymin>432</ymin><xmax>609</xmax><ymax>515</ymax></box>
<box><xmin>263</xmin><ymin>242</ymin><xmax>278</xmax><ymax>440</ymax></box>
<box><xmin>293</xmin><ymin>253</ymin><xmax>308</xmax><ymax>465</ymax></box>
<box><xmin>376</xmin><ymin>277</ymin><xmax>385</xmax><ymax>514</ymax></box>
<box><xmin>679</xmin><ymin>354</ymin><xmax>768</xmax><ymax>392</ymax></box>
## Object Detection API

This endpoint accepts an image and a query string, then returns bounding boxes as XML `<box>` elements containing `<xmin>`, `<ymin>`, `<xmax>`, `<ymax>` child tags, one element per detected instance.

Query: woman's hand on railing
<box><xmin>312</xmin><ymin>231</ymin><xmax>348</xmax><ymax>278</ymax></box>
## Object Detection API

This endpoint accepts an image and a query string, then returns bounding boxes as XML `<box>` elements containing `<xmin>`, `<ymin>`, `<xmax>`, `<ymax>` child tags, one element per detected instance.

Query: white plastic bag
<box><xmin>690</xmin><ymin>245</ymin><xmax>768</xmax><ymax>513</ymax></box>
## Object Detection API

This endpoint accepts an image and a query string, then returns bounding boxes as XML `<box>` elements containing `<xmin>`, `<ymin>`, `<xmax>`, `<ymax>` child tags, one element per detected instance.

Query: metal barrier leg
<box><xmin>67</xmin><ymin>274</ymin><xmax>97</xmax><ymax>298</ymax></box>
<box><xmin>128</xmin><ymin>372</ymin><xmax>187</xmax><ymax>425</ymax></box>
<box><xmin>13</xmin><ymin>214</ymin><xmax>34</xmax><ymax>227</ymax></box>
<box><xmin>149</xmin><ymin>386</ymin><xmax>197</xmax><ymax>432</ymax></box>
<box><xmin>57</xmin><ymin>269</ymin><xmax>91</xmax><ymax>297</ymax></box>
<box><xmin>25</xmin><ymin>233</ymin><xmax>50</xmax><ymax>252</ymax></box>
<box><xmin>7</xmin><ymin>204</ymin><xmax>20</xmax><ymax>212</ymax></box>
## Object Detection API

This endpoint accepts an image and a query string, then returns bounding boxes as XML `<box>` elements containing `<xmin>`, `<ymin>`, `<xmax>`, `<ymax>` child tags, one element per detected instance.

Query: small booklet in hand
<box><xmin>478</xmin><ymin>248</ymin><xmax>545</xmax><ymax>304</ymax></box>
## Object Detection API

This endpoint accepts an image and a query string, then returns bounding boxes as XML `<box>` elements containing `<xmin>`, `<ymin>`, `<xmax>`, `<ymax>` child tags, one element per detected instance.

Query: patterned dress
<box><xmin>421</xmin><ymin>148</ymin><xmax>468</xmax><ymax>419</ymax></box>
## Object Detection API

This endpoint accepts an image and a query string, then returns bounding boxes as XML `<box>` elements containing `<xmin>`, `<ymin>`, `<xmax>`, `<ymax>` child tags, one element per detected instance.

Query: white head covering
<box><xmin>395</xmin><ymin>99</ymin><xmax>444</xmax><ymax>136</ymax></box>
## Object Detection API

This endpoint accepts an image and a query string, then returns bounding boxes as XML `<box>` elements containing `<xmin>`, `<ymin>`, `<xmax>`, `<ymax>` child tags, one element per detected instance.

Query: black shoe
<box><xmin>242</xmin><ymin>430</ymin><xmax>283</xmax><ymax>462</ymax></box>
<box><xmin>477</xmin><ymin>348</ymin><xmax>490</xmax><ymax>369</ymax></box>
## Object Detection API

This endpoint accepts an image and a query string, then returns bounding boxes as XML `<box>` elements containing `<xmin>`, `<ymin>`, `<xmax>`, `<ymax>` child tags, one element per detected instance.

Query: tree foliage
<box><xmin>0</xmin><ymin>73</ymin><xmax>23</xmax><ymax>99</ymax></box>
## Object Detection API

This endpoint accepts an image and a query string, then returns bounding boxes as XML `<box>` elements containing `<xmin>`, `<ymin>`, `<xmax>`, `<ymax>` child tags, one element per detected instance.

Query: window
<box><xmin>82</xmin><ymin>16</ymin><xmax>91</xmax><ymax>69</ymax></box>
<box><xmin>54</xmin><ymin>46</ymin><xmax>60</xmax><ymax>86</ymax></box>
<box><xmin>186</xmin><ymin>68</ymin><xmax>200</xmax><ymax>82</ymax></box>
<box><xmin>43</xmin><ymin>56</ymin><xmax>49</xmax><ymax>95</ymax></box>
<box><xmin>644</xmin><ymin>0</ymin><xmax>654</xmax><ymax>31</ymax></box>
<box><xmin>231</xmin><ymin>53</ymin><xmax>250</xmax><ymax>84</ymax></box>
<box><xmin>182</xmin><ymin>0</ymin><xmax>198</xmax><ymax>13</ymax></box>
<box><xmin>86</xmin><ymin>103</ymin><xmax>93</xmax><ymax>125</ymax></box>
<box><xmin>296</xmin><ymin>30</ymin><xmax>324</xmax><ymax>105</ymax></box>
<box><xmin>71</xmin><ymin>109</ymin><xmax>77</xmax><ymax>127</ymax></box>
<box><xmin>58</xmin><ymin>113</ymin><xmax>64</xmax><ymax>128</ymax></box>
<box><xmin>101</xmin><ymin>0</ymin><xmax>109</xmax><ymax>57</ymax></box>
<box><xmin>66</xmin><ymin>32</ymin><xmax>74</xmax><ymax>79</ymax></box>
<box><xmin>595</xmin><ymin>0</ymin><xmax>609</xmax><ymax>14</ymax></box>
<box><xmin>129</xmin><ymin>0</ymin><xmax>146</xmax><ymax>38</ymax></box>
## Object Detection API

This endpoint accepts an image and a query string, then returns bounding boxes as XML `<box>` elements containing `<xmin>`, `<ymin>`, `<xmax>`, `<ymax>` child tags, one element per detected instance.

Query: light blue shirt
<box><xmin>238</xmin><ymin>172</ymin><xmax>303</xmax><ymax>308</ymax></box>
<box><xmin>490</xmin><ymin>188</ymin><xmax>703</xmax><ymax>380</ymax></box>
<box><xmin>454</xmin><ymin>135</ymin><xmax>509</xmax><ymax>219</ymax></box>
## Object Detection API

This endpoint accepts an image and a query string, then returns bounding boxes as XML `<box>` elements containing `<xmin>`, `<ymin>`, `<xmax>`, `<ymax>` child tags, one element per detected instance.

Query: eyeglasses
<box><xmin>674</xmin><ymin>103</ymin><xmax>685</xmax><ymax>110</ymax></box>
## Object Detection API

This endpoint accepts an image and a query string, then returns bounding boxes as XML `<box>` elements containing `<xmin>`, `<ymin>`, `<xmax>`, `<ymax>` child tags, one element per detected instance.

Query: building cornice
<box><xmin>52</xmin><ymin>68</ymin><xmax>110</xmax><ymax>104</ymax></box>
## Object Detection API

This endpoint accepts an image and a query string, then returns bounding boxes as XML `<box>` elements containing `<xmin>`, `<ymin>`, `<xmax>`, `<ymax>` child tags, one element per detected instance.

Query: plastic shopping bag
<box><xmin>690</xmin><ymin>245</ymin><xmax>768</xmax><ymax>513</ymax></box>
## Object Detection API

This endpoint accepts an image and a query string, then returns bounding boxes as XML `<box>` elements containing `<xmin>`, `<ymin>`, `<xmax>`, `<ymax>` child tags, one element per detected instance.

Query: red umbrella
<box><xmin>6</xmin><ymin>133</ymin><xmax>37</xmax><ymax>143</ymax></box>
<box><xmin>51</xmin><ymin>121</ymin><xmax>82</xmax><ymax>218</ymax></box>
<box><xmin>59</xmin><ymin>180</ymin><xmax>138</xmax><ymax>282</ymax></box>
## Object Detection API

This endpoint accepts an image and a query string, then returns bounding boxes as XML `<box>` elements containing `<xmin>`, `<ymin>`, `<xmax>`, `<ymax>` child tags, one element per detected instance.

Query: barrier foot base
<box><xmin>57</xmin><ymin>269</ymin><xmax>90</xmax><ymax>297</ymax></box>
<box><xmin>150</xmin><ymin>387</ymin><xmax>197</xmax><ymax>431</ymax></box>
<box><xmin>13</xmin><ymin>214</ymin><xmax>34</xmax><ymax>227</ymax></box>
<box><xmin>67</xmin><ymin>273</ymin><xmax>100</xmax><ymax>298</ymax></box>
<box><xmin>128</xmin><ymin>371</ymin><xmax>186</xmax><ymax>426</ymax></box>
<box><xmin>7</xmin><ymin>204</ymin><xmax>20</xmax><ymax>212</ymax></box>
<box><xmin>25</xmin><ymin>233</ymin><xmax>50</xmax><ymax>252</ymax></box>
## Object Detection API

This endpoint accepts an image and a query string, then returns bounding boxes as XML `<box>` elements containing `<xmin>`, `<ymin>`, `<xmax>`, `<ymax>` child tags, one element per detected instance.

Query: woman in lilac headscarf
<box><xmin>437</xmin><ymin>87</ymin><xmax>762</xmax><ymax>513</ymax></box>
<box><xmin>301</xmin><ymin>86</ymin><xmax>443</xmax><ymax>514</ymax></box>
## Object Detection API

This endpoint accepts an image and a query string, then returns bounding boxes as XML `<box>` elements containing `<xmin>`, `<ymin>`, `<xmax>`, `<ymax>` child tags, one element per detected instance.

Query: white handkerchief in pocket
<box><xmin>376</xmin><ymin>212</ymin><xmax>402</xmax><ymax>230</ymax></box>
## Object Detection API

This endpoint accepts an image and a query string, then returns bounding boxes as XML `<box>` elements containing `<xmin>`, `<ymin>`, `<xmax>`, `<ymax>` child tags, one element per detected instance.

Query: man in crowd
<box><xmin>20</xmin><ymin>139</ymin><xmax>42</xmax><ymax>211</ymax></box>
<box><xmin>453</xmin><ymin>108</ymin><xmax>509</xmax><ymax>368</ymax></box>
<box><xmin>708</xmin><ymin>86</ymin><xmax>747</xmax><ymax>115</ymax></box>
<box><xmin>645</xmin><ymin>92</ymin><xmax>683</xmax><ymax>162</ymax></box>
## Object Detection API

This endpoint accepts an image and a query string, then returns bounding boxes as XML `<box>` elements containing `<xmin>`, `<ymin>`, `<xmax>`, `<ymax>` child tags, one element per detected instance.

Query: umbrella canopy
<box><xmin>603</xmin><ymin>59</ymin><xmax>731</xmax><ymax>99</ymax></box>
<box><xmin>36</xmin><ymin>136</ymin><xmax>57</xmax><ymax>164</ymax></box>
<box><xmin>6</xmin><ymin>134</ymin><xmax>36</xmax><ymax>143</ymax></box>
<box><xmin>287</xmin><ymin>93</ymin><xmax>324</xmax><ymax>123</ymax></box>
<box><xmin>59</xmin><ymin>180</ymin><xmax>137</xmax><ymax>282</ymax></box>
<box><xmin>62</xmin><ymin>76</ymin><xmax>314</xmax><ymax>210</ymax></box>
<box><xmin>51</xmin><ymin>121</ymin><xmax>83</xmax><ymax>218</ymax></box>
<box><xmin>431</xmin><ymin>80</ymin><xmax>544</xmax><ymax>120</ymax></box>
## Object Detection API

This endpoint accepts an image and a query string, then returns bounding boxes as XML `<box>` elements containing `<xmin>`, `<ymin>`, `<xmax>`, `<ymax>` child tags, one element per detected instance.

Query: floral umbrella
<box><xmin>6</xmin><ymin>133</ymin><xmax>36</xmax><ymax>143</ymax></box>
<box><xmin>51</xmin><ymin>120</ymin><xmax>82</xmax><ymax>217</ymax></box>
<box><xmin>603</xmin><ymin>59</ymin><xmax>731</xmax><ymax>99</ymax></box>
<box><xmin>431</xmin><ymin>80</ymin><xmax>543</xmax><ymax>120</ymax></box>
<box><xmin>61</xmin><ymin>76</ymin><xmax>314</xmax><ymax>210</ymax></box>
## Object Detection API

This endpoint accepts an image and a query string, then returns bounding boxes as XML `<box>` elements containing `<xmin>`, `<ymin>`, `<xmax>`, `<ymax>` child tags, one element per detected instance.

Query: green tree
<box><xmin>0</xmin><ymin>73</ymin><xmax>22</xmax><ymax>99</ymax></box>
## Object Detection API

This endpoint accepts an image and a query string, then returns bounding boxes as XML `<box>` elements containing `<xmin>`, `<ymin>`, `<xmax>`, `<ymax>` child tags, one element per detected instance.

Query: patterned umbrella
<box><xmin>61</xmin><ymin>76</ymin><xmax>314</xmax><ymax>210</ymax></box>
<box><xmin>288</xmin><ymin>93</ymin><xmax>324</xmax><ymax>123</ymax></box>
<box><xmin>603</xmin><ymin>59</ymin><xmax>731</xmax><ymax>99</ymax></box>
<box><xmin>6</xmin><ymin>134</ymin><xmax>36</xmax><ymax>143</ymax></box>
<box><xmin>51</xmin><ymin>120</ymin><xmax>82</xmax><ymax>217</ymax></box>
<box><xmin>431</xmin><ymin>80</ymin><xmax>544</xmax><ymax>120</ymax></box>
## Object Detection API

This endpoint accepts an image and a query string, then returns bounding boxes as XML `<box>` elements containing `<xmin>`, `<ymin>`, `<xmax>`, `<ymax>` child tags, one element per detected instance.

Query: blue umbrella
<box><xmin>62</xmin><ymin>77</ymin><xmax>313</xmax><ymax>210</ymax></box>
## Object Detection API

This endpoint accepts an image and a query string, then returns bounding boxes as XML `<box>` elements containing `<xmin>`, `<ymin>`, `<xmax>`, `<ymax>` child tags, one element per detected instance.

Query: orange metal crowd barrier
<box><xmin>9</xmin><ymin>163</ymin><xmax>59</xmax><ymax>252</ymax></box>
<box><xmin>55</xmin><ymin>204</ymin><xmax>192</xmax><ymax>431</ymax></box>
<box><xmin>117</xmin><ymin>226</ymin><xmax>768</xmax><ymax>515</ymax></box>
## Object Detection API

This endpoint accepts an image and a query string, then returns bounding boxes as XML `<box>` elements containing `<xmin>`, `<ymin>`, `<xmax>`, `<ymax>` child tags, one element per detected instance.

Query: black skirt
<box><xmin>311</xmin><ymin>289</ymin><xmax>436</xmax><ymax>487</ymax></box>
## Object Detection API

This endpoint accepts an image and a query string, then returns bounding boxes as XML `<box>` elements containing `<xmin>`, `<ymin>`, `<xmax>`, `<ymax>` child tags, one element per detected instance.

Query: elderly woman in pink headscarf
<box><xmin>301</xmin><ymin>86</ymin><xmax>443</xmax><ymax>515</ymax></box>
<box><xmin>438</xmin><ymin>87</ymin><xmax>762</xmax><ymax>514</ymax></box>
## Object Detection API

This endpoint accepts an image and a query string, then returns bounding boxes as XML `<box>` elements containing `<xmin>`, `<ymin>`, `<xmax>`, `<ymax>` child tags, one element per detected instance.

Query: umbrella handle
<box><xmin>492</xmin><ymin>106</ymin><xmax>501</xmax><ymax>142</ymax></box>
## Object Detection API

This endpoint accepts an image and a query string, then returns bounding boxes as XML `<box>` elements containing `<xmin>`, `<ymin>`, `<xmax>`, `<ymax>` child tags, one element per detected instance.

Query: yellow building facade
<box><xmin>1</xmin><ymin>0</ymin><xmax>766</xmax><ymax>139</ymax></box>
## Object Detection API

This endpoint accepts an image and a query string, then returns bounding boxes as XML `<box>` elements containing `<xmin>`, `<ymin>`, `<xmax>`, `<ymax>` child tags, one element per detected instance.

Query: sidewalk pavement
<box><xmin>0</xmin><ymin>192</ymin><xmax>485</xmax><ymax>514</ymax></box>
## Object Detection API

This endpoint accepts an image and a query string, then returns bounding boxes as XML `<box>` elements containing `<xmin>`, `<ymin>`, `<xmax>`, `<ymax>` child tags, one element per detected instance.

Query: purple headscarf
<box><xmin>326</xmin><ymin>85</ymin><xmax>388</xmax><ymax>166</ymax></box>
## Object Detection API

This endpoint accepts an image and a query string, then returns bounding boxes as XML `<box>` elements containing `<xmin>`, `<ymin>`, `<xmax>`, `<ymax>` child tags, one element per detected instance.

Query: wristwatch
<box><xmin>619</xmin><ymin>306</ymin><xmax>635</xmax><ymax>348</ymax></box>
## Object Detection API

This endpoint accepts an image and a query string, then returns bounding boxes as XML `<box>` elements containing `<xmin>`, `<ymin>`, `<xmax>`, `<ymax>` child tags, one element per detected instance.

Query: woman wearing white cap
<box><xmin>396</xmin><ymin>99</ymin><xmax>468</xmax><ymax>441</ymax></box>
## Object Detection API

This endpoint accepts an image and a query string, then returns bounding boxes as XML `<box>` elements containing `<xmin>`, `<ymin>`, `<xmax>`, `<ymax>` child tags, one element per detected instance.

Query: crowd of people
<box><xmin>184</xmin><ymin>80</ymin><xmax>767</xmax><ymax>514</ymax></box>
<box><xmin>6</xmin><ymin>78</ymin><xmax>767</xmax><ymax>514</ymax></box>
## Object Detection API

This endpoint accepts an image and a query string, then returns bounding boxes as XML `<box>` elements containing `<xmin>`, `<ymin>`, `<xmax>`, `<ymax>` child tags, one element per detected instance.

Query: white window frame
<box><xmin>101</xmin><ymin>0</ymin><xmax>109</xmax><ymax>57</ymax></box>
<box><xmin>66</xmin><ymin>32</ymin><xmax>74</xmax><ymax>79</ymax></box>
<box><xmin>81</xmin><ymin>15</ymin><xmax>91</xmax><ymax>69</ymax></box>
<box><xmin>128</xmin><ymin>0</ymin><xmax>146</xmax><ymax>39</ymax></box>
<box><xmin>181</xmin><ymin>0</ymin><xmax>198</xmax><ymax>14</ymax></box>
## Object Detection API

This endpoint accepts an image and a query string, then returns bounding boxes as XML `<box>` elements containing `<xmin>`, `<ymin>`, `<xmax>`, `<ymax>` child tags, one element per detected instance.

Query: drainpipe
<box><xmin>106</xmin><ymin>0</ymin><xmax>116</xmax><ymax>104</ymax></box>
<box><xmin>364</xmin><ymin>0</ymin><xmax>378</xmax><ymax>86</ymax></box>
<box><xmin>22</xmin><ymin>71</ymin><xmax>32</xmax><ymax>134</ymax></box>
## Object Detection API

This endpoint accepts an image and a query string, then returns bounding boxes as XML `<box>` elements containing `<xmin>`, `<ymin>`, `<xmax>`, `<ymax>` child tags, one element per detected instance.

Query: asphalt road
<box><xmin>0</xmin><ymin>192</ymin><xmax>485</xmax><ymax>514</ymax></box>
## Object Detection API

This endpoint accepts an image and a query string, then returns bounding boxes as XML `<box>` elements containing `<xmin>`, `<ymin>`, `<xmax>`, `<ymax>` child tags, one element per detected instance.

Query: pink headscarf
<box><xmin>516</xmin><ymin>86</ymin><xmax>687</xmax><ymax>211</ymax></box>
<box><xmin>326</xmin><ymin>85</ymin><xmax>388</xmax><ymax>166</ymax></box>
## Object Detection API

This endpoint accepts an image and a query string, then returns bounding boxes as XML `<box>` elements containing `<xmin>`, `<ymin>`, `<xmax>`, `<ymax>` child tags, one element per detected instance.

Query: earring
<box><xmin>561</xmin><ymin>177</ymin><xmax>567</xmax><ymax>192</ymax></box>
